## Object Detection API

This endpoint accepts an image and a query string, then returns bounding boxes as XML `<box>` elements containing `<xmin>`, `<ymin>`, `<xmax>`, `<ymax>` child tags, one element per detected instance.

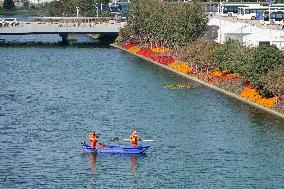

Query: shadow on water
<box><xmin>0</xmin><ymin>41</ymin><xmax>113</xmax><ymax>48</ymax></box>
<box><xmin>228</xmin><ymin>97</ymin><xmax>284</xmax><ymax>141</ymax></box>
<box><xmin>0</xmin><ymin>33</ymin><xmax>115</xmax><ymax>47</ymax></box>
<box><xmin>235</xmin><ymin>100</ymin><xmax>284</xmax><ymax>125</ymax></box>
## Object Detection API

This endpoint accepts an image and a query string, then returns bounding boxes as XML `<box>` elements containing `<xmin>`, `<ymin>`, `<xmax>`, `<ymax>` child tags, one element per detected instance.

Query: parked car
<box><xmin>109</xmin><ymin>3</ymin><xmax>122</xmax><ymax>13</ymax></box>
<box><xmin>111</xmin><ymin>12</ymin><xmax>127</xmax><ymax>21</ymax></box>
<box><xmin>0</xmin><ymin>19</ymin><xmax>5</xmax><ymax>27</ymax></box>
<box><xmin>118</xmin><ymin>2</ymin><xmax>130</xmax><ymax>12</ymax></box>
<box><xmin>3</xmin><ymin>18</ymin><xmax>19</xmax><ymax>26</ymax></box>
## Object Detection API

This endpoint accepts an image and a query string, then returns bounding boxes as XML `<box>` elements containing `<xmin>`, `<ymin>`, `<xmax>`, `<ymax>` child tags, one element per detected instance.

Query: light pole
<box><xmin>76</xmin><ymin>7</ymin><xmax>80</xmax><ymax>18</ymax></box>
<box><xmin>210</xmin><ymin>0</ymin><xmax>212</xmax><ymax>15</ymax></box>
<box><xmin>219</xmin><ymin>0</ymin><xmax>222</xmax><ymax>43</ymax></box>
<box><xmin>267</xmin><ymin>0</ymin><xmax>273</xmax><ymax>45</ymax></box>
<box><xmin>96</xmin><ymin>3</ymin><xmax>99</xmax><ymax>18</ymax></box>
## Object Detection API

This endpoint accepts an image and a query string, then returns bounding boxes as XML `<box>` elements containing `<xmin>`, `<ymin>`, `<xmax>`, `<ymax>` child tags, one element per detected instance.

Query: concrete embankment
<box><xmin>112</xmin><ymin>44</ymin><xmax>284</xmax><ymax>120</ymax></box>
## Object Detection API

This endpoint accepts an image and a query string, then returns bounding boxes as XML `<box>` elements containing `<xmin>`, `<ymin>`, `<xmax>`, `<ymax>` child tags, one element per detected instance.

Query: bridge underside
<box><xmin>59</xmin><ymin>33</ymin><xmax>118</xmax><ymax>44</ymax></box>
<box><xmin>0</xmin><ymin>32</ymin><xmax>118</xmax><ymax>45</ymax></box>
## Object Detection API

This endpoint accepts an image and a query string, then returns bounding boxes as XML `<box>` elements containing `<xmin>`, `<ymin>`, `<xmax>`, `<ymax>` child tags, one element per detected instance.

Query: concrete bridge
<box><xmin>0</xmin><ymin>17</ymin><xmax>127</xmax><ymax>44</ymax></box>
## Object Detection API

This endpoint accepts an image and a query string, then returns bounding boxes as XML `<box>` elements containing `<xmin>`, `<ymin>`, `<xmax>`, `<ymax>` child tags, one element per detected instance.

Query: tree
<box><xmin>61</xmin><ymin>0</ymin><xmax>96</xmax><ymax>16</ymax></box>
<box><xmin>247</xmin><ymin>45</ymin><xmax>284</xmax><ymax>88</ymax></box>
<box><xmin>22</xmin><ymin>0</ymin><xmax>29</xmax><ymax>10</ymax></box>
<box><xmin>127</xmin><ymin>0</ymin><xmax>149</xmax><ymax>42</ymax></box>
<box><xmin>47</xmin><ymin>1</ymin><xmax>64</xmax><ymax>16</ymax></box>
<box><xmin>184</xmin><ymin>39</ymin><xmax>219</xmax><ymax>74</ymax></box>
<box><xmin>260</xmin><ymin>65</ymin><xmax>284</xmax><ymax>97</ymax></box>
<box><xmin>213</xmin><ymin>39</ymin><xmax>252</xmax><ymax>74</ymax></box>
<box><xmin>173</xmin><ymin>2</ymin><xmax>208</xmax><ymax>47</ymax></box>
<box><xmin>98</xmin><ymin>10</ymin><xmax>111</xmax><ymax>17</ymax></box>
<box><xmin>95</xmin><ymin>0</ymin><xmax>109</xmax><ymax>3</ymax></box>
<box><xmin>3</xmin><ymin>0</ymin><xmax>15</xmax><ymax>10</ymax></box>
<box><xmin>119</xmin><ymin>26</ymin><xmax>135</xmax><ymax>42</ymax></box>
<box><xmin>126</xmin><ymin>0</ymin><xmax>207</xmax><ymax>49</ymax></box>
<box><xmin>47</xmin><ymin>0</ymin><xmax>109</xmax><ymax>16</ymax></box>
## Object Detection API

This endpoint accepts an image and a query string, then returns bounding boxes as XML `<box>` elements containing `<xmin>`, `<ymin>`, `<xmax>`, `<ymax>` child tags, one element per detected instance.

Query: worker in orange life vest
<box><xmin>89</xmin><ymin>131</ymin><xmax>98</xmax><ymax>148</ymax></box>
<box><xmin>129</xmin><ymin>131</ymin><xmax>141</xmax><ymax>147</ymax></box>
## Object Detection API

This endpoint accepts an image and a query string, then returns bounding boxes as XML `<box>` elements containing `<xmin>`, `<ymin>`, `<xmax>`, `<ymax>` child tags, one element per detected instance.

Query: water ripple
<box><xmin>0</xmin><ymin>47</ymin><xmax>283</xmax><ymax>188</ymax></box>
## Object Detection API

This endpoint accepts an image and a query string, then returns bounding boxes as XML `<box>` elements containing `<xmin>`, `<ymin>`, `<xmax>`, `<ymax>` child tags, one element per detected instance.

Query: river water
<box><xmin>0</xmin><ymin>40</ymin><xmax>284</xmax><ymax>188</ymax></box>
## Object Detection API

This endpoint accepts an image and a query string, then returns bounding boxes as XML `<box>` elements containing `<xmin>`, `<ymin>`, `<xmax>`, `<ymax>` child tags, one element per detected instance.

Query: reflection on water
<box><xmin>89</xmin><ymin>153</ymin><xmax>97</xmax><ymax>175</ymax></box>
<box><xmin>237</xmin><ymin>102</ymin><xmax>284</xmax><ymax>141</ymax></box>
<box><xmin>130</xmin><ymin>156</ymin><xmax>138</xmax><ymax>174</ymax></box>
<box><xmin>0</xmin><ymin>34</ymin><xmax>98</xmax><ymax>45</ymax></box>
<box><xmin>86</xmin><ymin>152</ymin><xmax>145</xmax><ymax>189</ymax></box>
<box><xmin>130</xmin><ymin>155</ymin><xmax>138</xmax><ymax>189</ymax></box>
<box><xmin>87</xmin><ymin>153</ymin><xmax>97</xmax><ymax>189</ymax></box>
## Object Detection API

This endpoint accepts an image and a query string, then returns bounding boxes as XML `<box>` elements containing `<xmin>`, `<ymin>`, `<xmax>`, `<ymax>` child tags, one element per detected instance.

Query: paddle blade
<box><xmin>123</xmin><ymin>139</ymin><xmax>154</xmax><ymax>142</ymax></box>
<box><xmin>141</xmin><ymin>139</ymin><xmax>154</xmax><ymax>142</ymax></box>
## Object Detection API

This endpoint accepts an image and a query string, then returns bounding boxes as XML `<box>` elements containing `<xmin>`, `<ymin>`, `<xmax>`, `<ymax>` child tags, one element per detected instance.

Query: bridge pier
<box><xmin>59</xmin><ymin>33</ymin><xmax>77</xmax><ymax>45</ymax></box>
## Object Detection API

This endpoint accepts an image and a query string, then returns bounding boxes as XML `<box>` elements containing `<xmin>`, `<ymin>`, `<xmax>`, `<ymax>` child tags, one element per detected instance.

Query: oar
<box><xmin>98</xmin><ymin>141</ymin><xmax>106</xmax><ymax>146</ymax></box>
<box><xmin>111</xmin><ymin>137</ymin><xmax>120</xmax><ymax>141</ymax></box>
<box><xmin>81</xmin><ymin>140</ymin><xmax>106</xmax><ymax>146</ymax></box>
<box><xmin>123</xmin><ymin>139</ymin><xmax>154</xmax><ymax>142</ymax></box>
<box><xmin>110</xmin><ymin>137</ymin><xmax>154</xmax><ymax>142</ymax></box>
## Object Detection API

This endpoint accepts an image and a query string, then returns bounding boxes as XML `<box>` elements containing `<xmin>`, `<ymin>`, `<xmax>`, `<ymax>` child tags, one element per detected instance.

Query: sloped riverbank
<box><xmin>112</xmin><ymin>44</ymin><xmax>284</xmax><ymax>119</ymax></box>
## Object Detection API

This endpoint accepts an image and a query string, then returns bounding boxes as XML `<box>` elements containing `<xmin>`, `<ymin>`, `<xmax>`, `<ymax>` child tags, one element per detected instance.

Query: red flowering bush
<box><xmin>121</xmin><ymin>42</ymin><xmax>137</xmax><ymax>49</ymax></box>
<box><xmin>152</xmin><ymin>56</ymin><xmax>175</xmax><ymax>66</ymax></box>
<box><xmin>137</xmin><ymin>48</ymin><xmax>155</xmax><ymax>58</ymax></box>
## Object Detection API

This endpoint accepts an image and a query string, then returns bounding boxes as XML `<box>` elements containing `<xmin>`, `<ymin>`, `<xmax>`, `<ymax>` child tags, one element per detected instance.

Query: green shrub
<box><xmin>213</xmin><ymin>39</ymin><xmax>252</xmax><ymax>74</ymax></box>
<box><xmin>260</xmin><ymin>65</ymin><xmax>284</xmax><ymax>97</ymax></box>
<box><xmin>247</xmin><ymin>45</ymin><xmax>284</xmax><ymax>88</ymax></box>
<box><xmin>114</xmin><ymin>36</ymin><xmax>124</xmax><ymax>44</ymax></box>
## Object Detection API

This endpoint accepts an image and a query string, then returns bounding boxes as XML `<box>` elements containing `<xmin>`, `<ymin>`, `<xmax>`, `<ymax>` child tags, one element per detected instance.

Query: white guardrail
<box><xmin>0</xmin><ymin>21</ymin><xmax>127</xmax><ymax>34</ymax></box>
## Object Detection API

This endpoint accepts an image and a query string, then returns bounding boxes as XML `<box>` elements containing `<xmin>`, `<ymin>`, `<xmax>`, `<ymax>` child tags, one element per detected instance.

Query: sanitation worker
<box><xmin>89</xmin><ymin>131</ymin><xmax>98</xmax><ymax>148</ymax></box>
<box><xmin>129</xmin><ymin>131</ymin><xmax>141</xmax><ymax>147</ymax></box>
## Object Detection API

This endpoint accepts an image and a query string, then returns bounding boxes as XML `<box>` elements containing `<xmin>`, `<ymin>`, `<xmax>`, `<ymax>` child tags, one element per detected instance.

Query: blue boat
<box><xmin>81</xmin><ymin>144</ymin><xmax>150</xmax><ymax>154</ymax></box>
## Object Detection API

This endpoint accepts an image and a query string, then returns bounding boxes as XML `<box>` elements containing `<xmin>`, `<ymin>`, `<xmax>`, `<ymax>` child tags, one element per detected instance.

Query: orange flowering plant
<box><xmin>240</xmin><ymin>86</ymin><xmax>277</xmax><ymax>108</ymax></box>
<box><xmin>168</xmin><ymin>61</ymin><xmax>192</xmax><ymax>74</ymax></box>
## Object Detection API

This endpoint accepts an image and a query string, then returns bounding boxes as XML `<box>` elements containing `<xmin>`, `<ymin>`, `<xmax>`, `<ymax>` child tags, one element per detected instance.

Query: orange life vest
<box><xmin>89</xmin><ymin>132</ymin><xmax>97</xmax><ymax>148</ymax></box>
<box><xmin>130</xmin><ymin>133</ymin><xmax>139</xmax><ymax>147</ymax></box>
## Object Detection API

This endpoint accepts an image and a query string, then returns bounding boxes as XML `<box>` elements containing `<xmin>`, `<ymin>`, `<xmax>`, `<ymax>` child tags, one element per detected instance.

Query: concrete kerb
<box><xmin>111</xmin><ymin>44</ymin><xmax>284</xmax><ymax>120</ymax></box>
